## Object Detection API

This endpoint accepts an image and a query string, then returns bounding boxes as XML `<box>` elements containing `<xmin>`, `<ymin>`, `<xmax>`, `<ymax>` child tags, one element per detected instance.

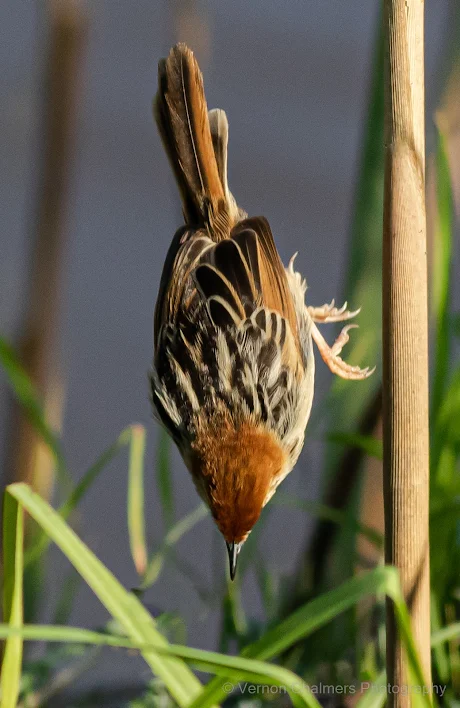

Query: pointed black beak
<box><xmin>226</xmin><ymin>541</ymin><xmax>241</xmax><ymax>581</ymax></box>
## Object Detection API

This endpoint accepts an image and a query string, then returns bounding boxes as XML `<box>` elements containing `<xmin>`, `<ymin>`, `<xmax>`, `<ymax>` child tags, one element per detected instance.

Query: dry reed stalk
<box><xmin>382</xmin><ymin>0</ymin><xmax>431</xmax><ymax>700</ymax></box>
<box><xmin>7</xmin><ymin>0</ymin><xmax>86</xmax><ymax>498</ymax></box>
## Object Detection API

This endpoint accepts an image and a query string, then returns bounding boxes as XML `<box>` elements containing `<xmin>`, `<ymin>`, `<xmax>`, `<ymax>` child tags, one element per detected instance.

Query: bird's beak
<box><xmin>226</xmin><ymin>541</ymin><xmax>242</xmax><ymax>581</ymax></box>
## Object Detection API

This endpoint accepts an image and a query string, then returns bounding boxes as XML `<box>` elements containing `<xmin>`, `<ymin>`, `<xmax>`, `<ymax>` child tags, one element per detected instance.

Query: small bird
<box><xmin>150</xmin><ymin>44</ymin><xmax>373</xmax><ymax>580</ymax></box>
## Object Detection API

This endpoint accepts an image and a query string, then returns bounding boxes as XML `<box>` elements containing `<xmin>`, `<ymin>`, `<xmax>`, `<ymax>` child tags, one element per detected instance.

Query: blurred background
<box><xmin>1</xmin><ymin>0</ymin><xmax>459</xmax><ymax>705</ymax></box>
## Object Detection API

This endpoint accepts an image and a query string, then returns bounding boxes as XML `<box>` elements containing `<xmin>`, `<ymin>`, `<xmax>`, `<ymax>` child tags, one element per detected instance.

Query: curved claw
<box><xmin>307</xmin><ymin>300</ymin><xmax>361</xmax><ymax>323</ymax></box>
<box><xmin>331</xmin><ymin>323</ymin><xmax>358</xmax><ymax>355</ymax></box>
<box><xmin>325</xmin><ymin>358</ymin><xmax>376</xmax><ymax>381</ymax></box>
<box><xmin>310</xmin><ymin>321</ymin><xmax>375</xmax><ymax>381</ymax></box>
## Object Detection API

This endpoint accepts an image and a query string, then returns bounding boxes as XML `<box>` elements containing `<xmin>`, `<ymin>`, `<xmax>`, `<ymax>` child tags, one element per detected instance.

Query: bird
<box><xmin>150</xmin><ymin>44</ymin><xmax>374</xmax><ymax>580</ymax></box>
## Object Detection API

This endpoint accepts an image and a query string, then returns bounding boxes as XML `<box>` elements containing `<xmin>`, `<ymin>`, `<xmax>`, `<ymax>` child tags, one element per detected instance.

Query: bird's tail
<box><xmin>155</xmin><ymin>44</ymin><xmax>240</xmax><ymax>232</ymax></box>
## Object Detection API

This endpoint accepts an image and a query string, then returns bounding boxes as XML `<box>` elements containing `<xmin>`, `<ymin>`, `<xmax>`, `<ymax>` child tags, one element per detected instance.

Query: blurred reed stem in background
<box><xmin>3</xmin><ymin>0</ymin><xmax>87</xmax><ymax>622</ymax></box>
<box><xmin>6</xmin><ymin>0</ymin><xmax>86</xmax><ymax>499</ymax></box>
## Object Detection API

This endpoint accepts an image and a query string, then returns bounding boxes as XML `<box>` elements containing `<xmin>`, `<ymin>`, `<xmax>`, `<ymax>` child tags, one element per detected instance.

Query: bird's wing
<box><xmin>237</xmin><ymin>217</ymin><xmax>299</xmax><ymax>340</ymax></box>
<box><xmin>154</xmin><ymin>226</ymin><xmax>214</xmax><ymax>351</ymax></box>
<box><xmin>194</xmin><ymin>217</ymin><xmax>302</xmax><ymax>369</ymax></box>
<box><xmin>155</xmin><ymin>217</ymin><xmax>302</xmax><ymax>368</ymax></box>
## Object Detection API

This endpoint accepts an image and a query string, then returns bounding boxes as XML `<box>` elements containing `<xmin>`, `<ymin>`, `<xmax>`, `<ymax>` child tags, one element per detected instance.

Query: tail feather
<box><xmin>208</xmin><ymin>108</ymin><xmax>247</xmax><ymax>224</ymax></box>
<box><xmin>208</xmin><ymin>108</ymin><xmax>228</xmax><ymax>196</ymax></box>
<box><xmin>154</xmin><ymin>44</ymin><xmax>225</xmax><ymax>227</ymax></box>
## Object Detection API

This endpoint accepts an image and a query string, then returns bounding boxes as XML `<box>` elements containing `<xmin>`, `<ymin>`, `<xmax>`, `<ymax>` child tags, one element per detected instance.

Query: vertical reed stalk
<box><xmin>7</xmin><ymin>1</ymin><xmax>86</xmax><ymax>498</ymax></box>
<box><xmin>382</xmin><ymin>0</ymin><xmax>431</xmax><ymax>701</ymax></box>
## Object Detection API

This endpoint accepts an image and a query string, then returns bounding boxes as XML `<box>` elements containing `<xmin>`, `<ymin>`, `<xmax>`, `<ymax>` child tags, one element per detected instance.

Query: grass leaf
<box><xmin>140</xmin><ymin>503</ymin><xmax>208</xmax><ymax>590</ymax></box>
<box><xmin>355</xmin><ymin>671</ymin><xmax>387</xmax><ymax>708</ymax></box>
<box><xmin>0</xmin><ymin>493</ymin><xmax>24</xmax><ymax>707</ymax></box>
<box><xmin>431</xmin><ymin>128</ymin><xmax>454</xmax><ymax>423</ymax></box>
<box><xmin>24</xmin><ymin>425</ymin><xmax>135</xmax><ymax>568</ymax></box>
<box><xmin>127</xmin><ymin>424</ymin><xmax>148</xmax><ymax>576</ymax></box>
<box><xmin>0</xmin><ymin>335</ymin><xmax>69</xmax><ymax>487</ymax></box>
<box><xmin>430</xmin><ymin>592</ymin><xmax>450</xmax><ymax>683</ymax></box>
<box><xmin>6</xmin><ymin>483</ymin><xmax>203</xmax><ymax>707</ymax></box>
<box><xmin>431</xmin><ymin>622</ymin><xmax>460</xmax><ymax>647</ymax></box>
<box><xmin>156</xmin><ymin>427</ymin><xmax>174</xmax><ymax>531</ymax></box>
<box><xmin>192</xmin><ymin>566</ymin><xmax>429</xmax><ymax>708</ymax></box>
<box><xmin>0</xmin><ymin>624</ymin><xmax>318</xmax><ymax>708</ymax></box>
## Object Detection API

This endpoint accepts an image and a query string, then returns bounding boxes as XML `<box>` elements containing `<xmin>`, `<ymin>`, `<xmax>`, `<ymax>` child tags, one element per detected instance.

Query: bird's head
<box><xmin>190</xmin><ymin>419</ymin><xmax>287</xmax><ymax>579</ymax></box>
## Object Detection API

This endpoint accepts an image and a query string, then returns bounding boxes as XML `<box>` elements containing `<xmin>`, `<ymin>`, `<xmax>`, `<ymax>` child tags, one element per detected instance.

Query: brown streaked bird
<box><xmin>150</xmin><ymin>44</ymin><xmax>374</xmax><ymax>580</ymax></box>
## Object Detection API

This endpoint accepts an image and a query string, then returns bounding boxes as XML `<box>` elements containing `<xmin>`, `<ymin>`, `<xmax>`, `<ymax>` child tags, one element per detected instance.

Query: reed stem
<box><xmin>382</xmin><ymin>0</ymin><xmax>431</xmax><ymax>700</ymax></box>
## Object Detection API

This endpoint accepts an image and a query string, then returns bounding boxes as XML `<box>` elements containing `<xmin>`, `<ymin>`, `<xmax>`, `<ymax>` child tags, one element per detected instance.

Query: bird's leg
<box><xmin>310</xmin><ymin>321</ymin><xmax>375</xmax><ymax>380</ymax></box>
<box><xmin>307</xmin><ymin>299</ymin><xmax>361</xmax><ymax>323</ymax></box>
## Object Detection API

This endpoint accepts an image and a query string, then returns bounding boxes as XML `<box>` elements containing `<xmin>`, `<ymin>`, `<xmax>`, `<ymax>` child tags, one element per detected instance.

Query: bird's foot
<box><xmin>307</xmin><ymin>299</ymin><xmax>361</xmax><ymax>323</ymax></box>
<box><xmin>310</xmin><ymin>321</ymin><xmax>375</xmax><ymax>380</ymax></box>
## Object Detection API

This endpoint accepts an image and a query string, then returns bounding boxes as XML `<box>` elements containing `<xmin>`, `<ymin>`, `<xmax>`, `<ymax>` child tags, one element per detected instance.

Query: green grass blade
<box><xmin>431</xmin><ymin>367</ymin><xmax>460</xmax><ymax>506</ymax></box>
<box><xmin>21</xmin><ymin>426</ymin><xmax>137</xmax><ymax>625</ymax></box>
<box><xmin>127</xmin><ymin>424</ymin><xmax>148</xmax><ymax>576</ymax></box>
<box><xmin>430</xmin><ymin>593</ymin><xmax>450</xmax><ymax>683</ymax></box>
<box><xmin>167</xmin><ymin>551</ymin><xmax>213</xmax><ymax>605</ymax></box>
<box><xmin>355</xmin><ymin>671</ymin><xmax>387</xmax><ymax>708</ymax></box>
<box><xmin>217</xmin><ymin>504</ymin><xmax>272</xmax><ymax>651</ymax></box>
<box><xmin>1</xmin><ymin>493</ymin><xmax>24</xmax><ymax>708</ymax></box>
<box><xmin>155</xmin><ymin>645</ymin><xmax>318</xmax><ymax>708</ymax></box>
<box><xmin>435</xmin><ymin>367</ymin><xmax>460</xmax><ymax>437</ymax></box>
<box><xmin>0</xmin><ymin>335</ymin><xmax>70</xmax><ymax>488</ymax></box>
<box><xmin>193</xmin><ymin>566</ymin><xmax>429</xmax><ymax>708</ymax></box>
<box><xmin>59</xmin><ymin>426</ymin><xmax>133</xmax><ymax>516</ymax></box>
<box><xmin>431</xmin><ymin>622</ymin><xmax>460</xmax><ymax>647</ymax></box>
<box><xmin>156</xmin><ymin>427</ymin><xmax>174</xmax><ymax>531</ymax></box>
<box><xmin>6</xmin><ymin>484</ymin><xmax>203</xmax><ymax>707</ymax></box>
<box><xmin>52</xmin><ymin>569</ymin><xmax>81</xmax><ymax>626</ymax></box>
<box><xmin>0</xmin><ymin>624</ymin><xmax>317</xmax><ymax>708</ymax></box>
<box><xmin>3</xmin><ymin>614</ymin><xmax>449</xmax><ymax>708</ymax></box>
<box><xmin>0</xmin><ymin>564</ymin><xmax>433</xmax><ymax>708</ymax></box>
<box><xmin>431</xmin><ymin>128</ymin><xmax>453</xmax><ymax>423</ymax></box>
<box><xmin>226</xmin><ymin>580</ymin><xmax>248</xmax><ymax>645</ymax></box>
<box><xmin>216</xmin><ymin>506</ymin><xmax>273</xmax><ymax>651</ymax></box>
<box><xmin>140</xmin><ymin>503</ymin><xmax>208</xmax><ymax>589</ymax></box>
<box><xmin>254</xmin><ymin>560</ymin><xmax>278</xmax><ymax>622</ymax></box>
<box><xmin>24</xmin><ymin>425</ymin><xmax>135</xmax><ymax>568</ymax></box>
<box><xmin>244</xmin><ymin>567</ymin><xmax>394</xmax><ymax>661</ymax></box>
<box><xmin>390</xmin><ymin>593</ymin><xmax>432</xmax><ymax>708</ymax></box>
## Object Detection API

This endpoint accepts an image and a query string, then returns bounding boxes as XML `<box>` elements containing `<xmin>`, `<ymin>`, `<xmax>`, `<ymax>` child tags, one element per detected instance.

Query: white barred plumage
<box><xmin>150</xmin><ymin>44</ymin><xmax>373</xmax><ymax>579</ymax></box>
